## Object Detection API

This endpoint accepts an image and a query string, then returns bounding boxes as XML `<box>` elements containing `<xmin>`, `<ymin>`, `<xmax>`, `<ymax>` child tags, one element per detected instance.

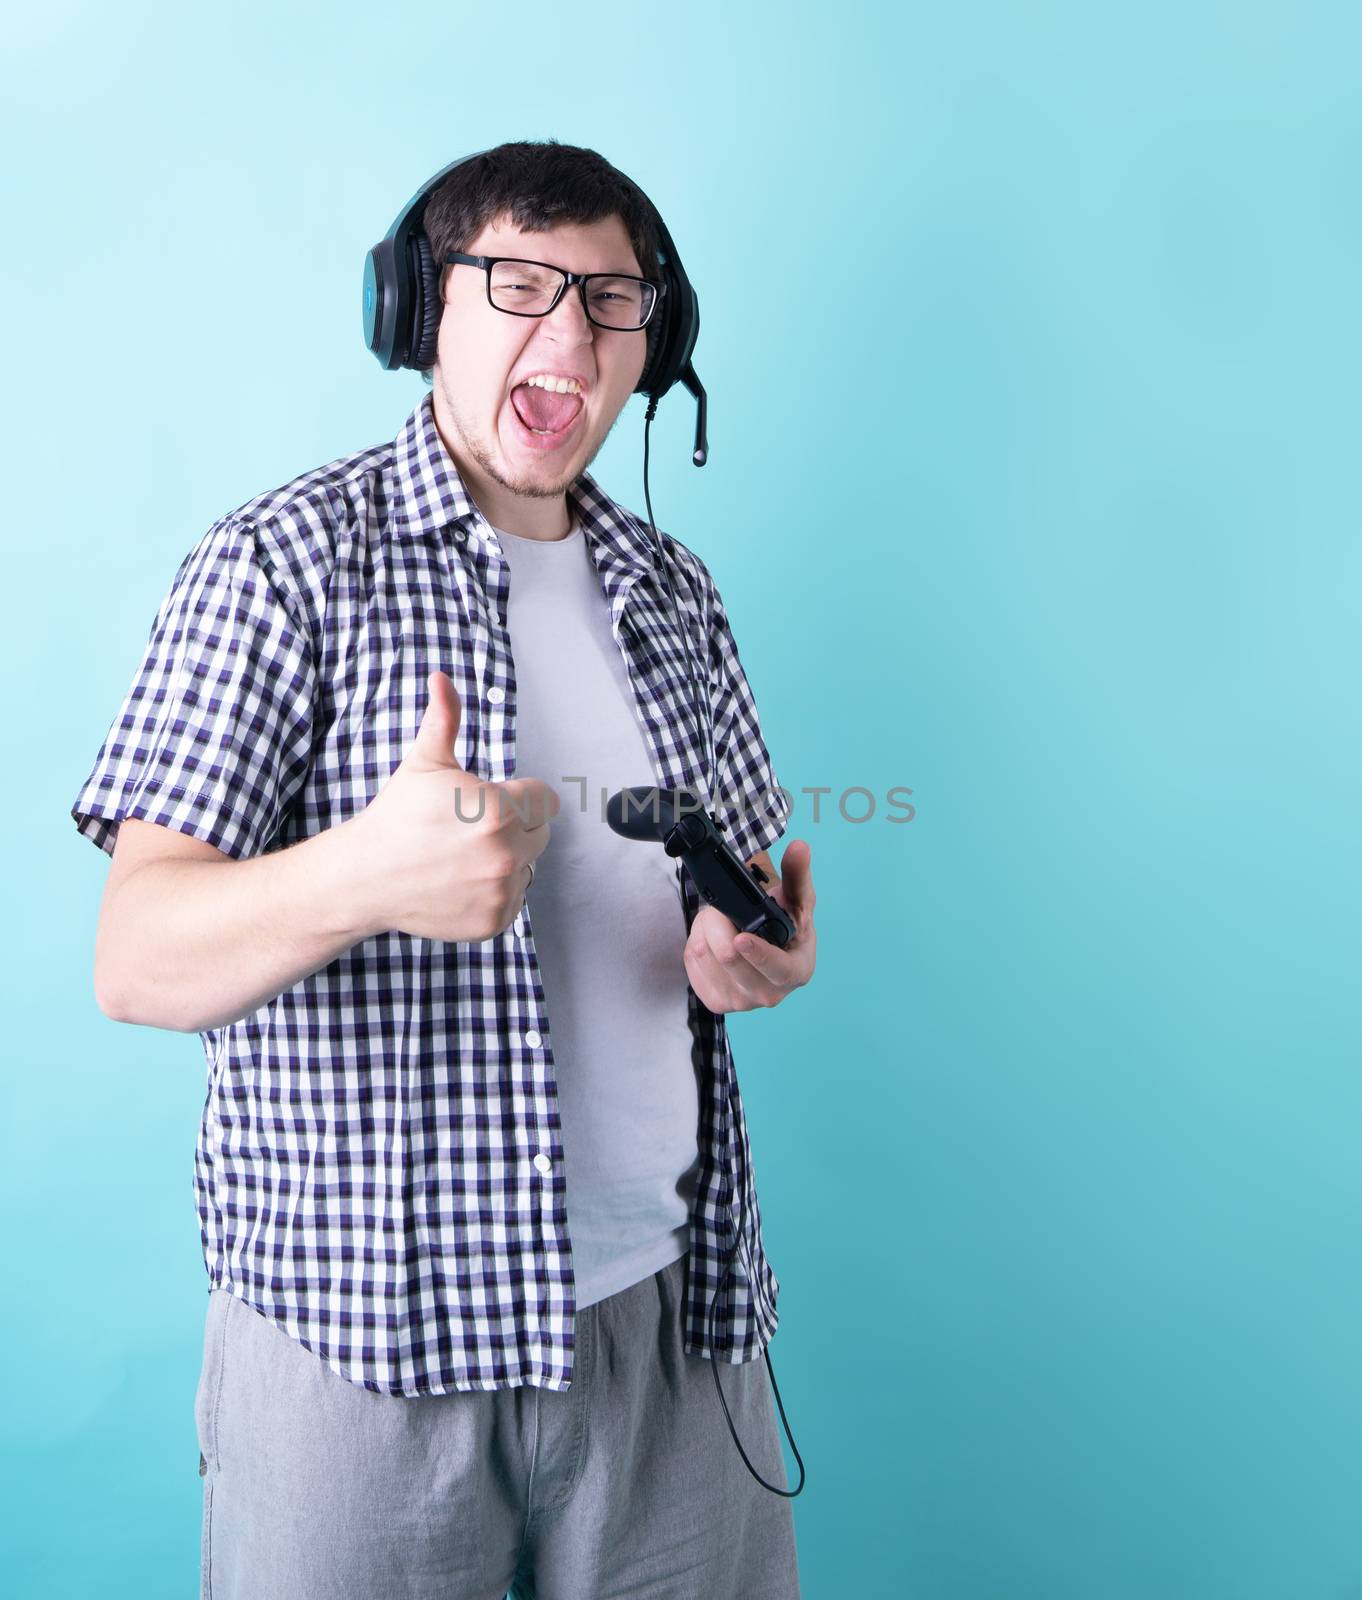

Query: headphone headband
<box><xmin>362</xmin><ymin>148</ymin><xmax>700</xmax><ymax>405</ymax></box>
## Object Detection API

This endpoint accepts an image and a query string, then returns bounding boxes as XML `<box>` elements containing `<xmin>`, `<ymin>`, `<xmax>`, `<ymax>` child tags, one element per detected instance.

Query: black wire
<box><xmin>640</xmin><ymin>395</ymin><xmax>805</xmax><ymax>1499</ymax></box>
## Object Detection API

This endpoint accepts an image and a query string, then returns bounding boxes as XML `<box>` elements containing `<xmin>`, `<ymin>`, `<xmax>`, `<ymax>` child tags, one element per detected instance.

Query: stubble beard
<box><xmin>436</xmin><ymin>369</ymin><xmax>609</xmax><ymax>502</ymax></box>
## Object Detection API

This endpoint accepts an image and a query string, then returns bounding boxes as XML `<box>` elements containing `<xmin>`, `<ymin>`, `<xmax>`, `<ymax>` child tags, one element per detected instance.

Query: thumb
<box><xmin>403</xmin><ymin>670</ymin><xmax>467</xmax><ymax>772</ymax></box>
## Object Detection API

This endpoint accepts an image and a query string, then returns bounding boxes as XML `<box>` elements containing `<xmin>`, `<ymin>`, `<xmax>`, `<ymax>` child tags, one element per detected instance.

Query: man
<box><xmin>72</xmin><ymin>140</ymin><xmax>816</xmax><ymax>1598</ymax></box>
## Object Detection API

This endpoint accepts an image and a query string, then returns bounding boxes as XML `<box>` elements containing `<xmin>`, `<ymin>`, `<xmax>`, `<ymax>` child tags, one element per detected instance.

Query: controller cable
<box><xmin>637</xmin><ymin>393</ymin><xmax>805</xmax><ymax>1498</ymax></box>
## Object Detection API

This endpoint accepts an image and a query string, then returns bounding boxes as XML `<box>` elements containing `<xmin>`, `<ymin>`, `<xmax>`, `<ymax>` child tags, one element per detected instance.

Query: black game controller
<box><xmin>605</xmin><ymin>785</ymin><xmax>795</xmax><ymax>949</ymax></box>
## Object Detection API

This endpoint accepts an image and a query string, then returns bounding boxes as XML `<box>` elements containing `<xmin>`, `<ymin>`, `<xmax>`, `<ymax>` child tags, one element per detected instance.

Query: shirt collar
<box><xmin>387</xmin><ymin>391</ymin><xmax>661</xmax><ymax>578</ymax></box>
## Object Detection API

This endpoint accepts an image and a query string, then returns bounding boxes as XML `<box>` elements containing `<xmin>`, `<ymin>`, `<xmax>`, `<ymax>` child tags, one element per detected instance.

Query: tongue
<box><xmin>512</xmin><ymin>383</ymin><xmax>582</xmax><ymax>433</ymax></box>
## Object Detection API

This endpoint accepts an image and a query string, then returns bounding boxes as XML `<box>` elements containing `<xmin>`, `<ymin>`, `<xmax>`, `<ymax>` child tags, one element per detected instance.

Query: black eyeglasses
<box><xmin>444</xmin><ymin>252</ymin><xmax>665</xmax><ymax>332</ymax></box>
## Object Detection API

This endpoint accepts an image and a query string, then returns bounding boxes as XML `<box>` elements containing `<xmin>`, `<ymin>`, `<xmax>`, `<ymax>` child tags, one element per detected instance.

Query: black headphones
<box><xmin>361</xmin><ymin>147</ymin><xmax>709</xmax><ymax>466</ymax></box>
<box><xmin>359</xmin><ymin>151</ymin><xmax>803</xmax><ymax>1500</ymax></box>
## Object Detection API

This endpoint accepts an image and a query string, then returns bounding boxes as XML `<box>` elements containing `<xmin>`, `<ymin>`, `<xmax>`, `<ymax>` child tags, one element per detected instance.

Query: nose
<box><xmin>543</xmin><ymin>283</ymin><xmax>595</xmax><ymax>341</ymax></box>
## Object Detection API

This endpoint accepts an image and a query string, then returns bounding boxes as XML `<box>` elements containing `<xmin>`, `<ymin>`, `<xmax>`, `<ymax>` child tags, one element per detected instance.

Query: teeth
<box><xmin>525</xmin><ymin>374</ymin><xmax>583</xmax><ymax>395</ymax></box>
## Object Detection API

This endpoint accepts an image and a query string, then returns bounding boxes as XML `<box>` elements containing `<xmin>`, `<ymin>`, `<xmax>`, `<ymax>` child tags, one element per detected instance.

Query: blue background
<box><xmin>4</xmin><ymin>2</ymin><xmax>1360</xmax><ymax>1595</ymax></box>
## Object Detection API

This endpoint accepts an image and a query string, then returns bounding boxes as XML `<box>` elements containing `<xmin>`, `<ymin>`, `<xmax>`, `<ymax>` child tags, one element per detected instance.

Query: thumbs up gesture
<box><xmin>346</xmin><ymin>670</ymin><xmax>559</xmax><ymax>943</ymax></box>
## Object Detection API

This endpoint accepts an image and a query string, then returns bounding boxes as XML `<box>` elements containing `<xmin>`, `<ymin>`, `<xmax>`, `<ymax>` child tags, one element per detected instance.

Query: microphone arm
<box><xmin>680</xmin><ymin>362</ymin><xmax>708</xmax><ymax>467</ymax></box>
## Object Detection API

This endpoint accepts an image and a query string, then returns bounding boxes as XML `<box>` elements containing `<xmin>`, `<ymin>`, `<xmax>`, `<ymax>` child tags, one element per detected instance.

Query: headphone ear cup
<box><xmin>411</xmin><ymin>233</ymin><xmax>443</xmax><ymax>370</ymax></box>
<box><xmin>637</xmin><ymin>302</ymin><xmax>666</xmax><ymax>395</ymax></box>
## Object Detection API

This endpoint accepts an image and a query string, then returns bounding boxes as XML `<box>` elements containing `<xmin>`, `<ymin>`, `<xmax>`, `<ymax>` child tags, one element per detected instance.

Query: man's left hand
<box><xmin>683</xmin><ymin>840</ymin><xmax>817</xmax><ymax>1014</ymax></box>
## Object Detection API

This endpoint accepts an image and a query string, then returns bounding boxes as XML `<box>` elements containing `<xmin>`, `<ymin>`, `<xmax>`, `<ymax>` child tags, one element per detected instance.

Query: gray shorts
<box><xmin>193</xmin><ymin>1252</ymin><xmax>802</xmax><ymax>1598</ymax></box>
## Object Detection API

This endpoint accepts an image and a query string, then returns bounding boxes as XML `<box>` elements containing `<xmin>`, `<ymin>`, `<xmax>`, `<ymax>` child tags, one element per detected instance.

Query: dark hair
<box><xmin>417</xmin><ymin>139</ymin><xmax>664</xmax><ymax>385</ymax></box>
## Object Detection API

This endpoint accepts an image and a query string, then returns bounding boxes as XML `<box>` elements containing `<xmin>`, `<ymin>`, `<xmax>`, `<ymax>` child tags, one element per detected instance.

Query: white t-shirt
<box><xmin>487</xmin><ymin>511</ymin><xmax>699</xmax><ymax>1310</ymax></box>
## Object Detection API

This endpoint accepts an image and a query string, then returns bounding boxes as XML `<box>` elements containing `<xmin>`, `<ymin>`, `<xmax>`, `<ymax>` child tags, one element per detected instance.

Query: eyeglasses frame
<box><xmin>443</xmin><ymin>251</ymin><xmax>667</xmax><ymax>332</ymax></box>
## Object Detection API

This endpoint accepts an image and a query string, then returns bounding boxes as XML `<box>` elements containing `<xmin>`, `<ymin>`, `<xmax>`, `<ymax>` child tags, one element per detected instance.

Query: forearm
<box><xmin>98</xmin><ymin>818</ymin><xmax>379</xmax><ymax>1034</ymax></box>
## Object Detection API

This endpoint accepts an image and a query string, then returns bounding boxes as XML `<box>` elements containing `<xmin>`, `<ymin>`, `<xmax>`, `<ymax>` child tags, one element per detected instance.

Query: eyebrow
<box><xmin>506</xmin><ymin>255</ymin><xmax>646</xmax><ymax>279</ymax></box>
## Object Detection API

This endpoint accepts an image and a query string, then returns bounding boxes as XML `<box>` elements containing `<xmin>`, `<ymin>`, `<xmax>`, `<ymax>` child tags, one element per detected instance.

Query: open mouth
<box><xmin>508</xmin><ymin>382</ymin><xmax>585</xmax><ymax>449</ymax></box>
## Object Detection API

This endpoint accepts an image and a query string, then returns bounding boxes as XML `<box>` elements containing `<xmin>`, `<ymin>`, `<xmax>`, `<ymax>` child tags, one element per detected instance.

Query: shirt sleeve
<box><xmin>70</xmin><ymin>513</ymin><xmax>317</xmax><ymax>861</ymax></box>
<box><xmin>706</xmin><ymin>585</ymin><xmax>794</xmax><ymax>868</ymax></box>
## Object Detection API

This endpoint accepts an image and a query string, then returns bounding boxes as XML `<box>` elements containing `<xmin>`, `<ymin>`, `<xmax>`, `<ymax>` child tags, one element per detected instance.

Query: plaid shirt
<box><xmin>71</xmin><ymin>392</ymin><xmax>793</xmax><ymax>1396</ymax></box>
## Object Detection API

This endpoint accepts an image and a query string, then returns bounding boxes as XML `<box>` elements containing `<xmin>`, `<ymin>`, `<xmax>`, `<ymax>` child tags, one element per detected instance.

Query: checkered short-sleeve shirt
<box><xmin>71</xmin><ymin>392</ymin><xmax>794</xmax><ymax>1395</ymax></box>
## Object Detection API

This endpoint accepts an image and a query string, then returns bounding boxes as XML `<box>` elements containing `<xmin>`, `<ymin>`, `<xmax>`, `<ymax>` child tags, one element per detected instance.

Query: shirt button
<box><xmin>513</xmin><ymin>913</ymin><xmax>525</xmax><ymax>936</ymax></box>
<box><xmin>533</xmin><ymin>1153</ymin><xmax>552</xmax><ymax>1174</ymax></box>
<box><xmin>487</xmin><ymin>686</ymin><xmax>505</xmax><ymax>704</ymax></box>
<box><xmin>525</xmin><ymin>1029</ymin><xmax>542</xmax><ymax>1048</ymax></box>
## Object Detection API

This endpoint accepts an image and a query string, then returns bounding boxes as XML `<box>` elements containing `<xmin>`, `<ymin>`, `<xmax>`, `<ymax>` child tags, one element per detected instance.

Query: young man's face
<box><xmin>430</xmin><ymin>211</ymin><xmax>651</xmax><ymax>524</ymax></box>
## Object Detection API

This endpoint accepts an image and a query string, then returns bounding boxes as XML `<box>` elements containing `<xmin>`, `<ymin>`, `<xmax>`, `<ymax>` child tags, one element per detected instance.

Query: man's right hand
<box><xmin>347</xmin><ymin>669</ymin><xmax>559</xmax><ymax>942</ymax></box>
